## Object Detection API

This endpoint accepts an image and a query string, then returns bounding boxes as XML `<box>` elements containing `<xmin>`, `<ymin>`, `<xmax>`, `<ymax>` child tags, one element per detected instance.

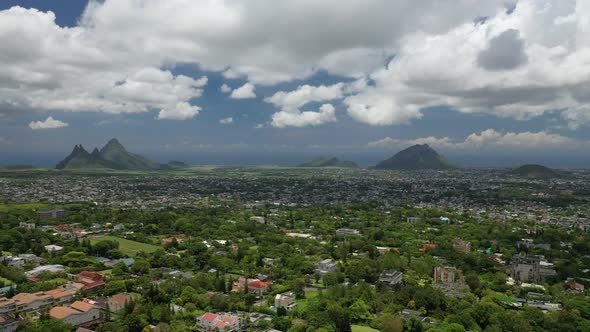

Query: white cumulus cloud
<box><xmin>368</xmin><ymin>129</ymin><xmax>582</xmax><ymax>150</ymax></box>
<box><xmin>271</xmin><ymin>103</ymin><xmax>337</xmax><ymax>128</ymax></box>
<box><xmin>230</xmin><ymin>83</ymin><xmax>256</xmax><ymax>99</ymax></box>
<box><xmin>345</xmin><ymin>0</ymin><xmax>590</xmax><ymax>128</ymax></box>
<box><xmin>265</xmin><ymin>84</ymin><xmax>344</xmax><ymax>127</ymax></box>
<box><xmin>2</xmin><ymin>0</ymin><xmax>590</xmax><ymax>130</ymax></box>
<box><xmin>29</xmin><ymin>116</ymin><xmax>69</xmax><ymax>130</ymax></box>
<box><xmin>157</xmin><ymin>102</ymin><xmax>201</xmax><ymax>120</ymax></box>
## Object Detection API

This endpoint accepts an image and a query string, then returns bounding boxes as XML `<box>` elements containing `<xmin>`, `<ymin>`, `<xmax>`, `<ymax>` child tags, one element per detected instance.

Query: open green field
<box><xmin>90</xmin><ymin>236</ymin><xmax>160</xmax><ymax>256</ymax></box>
<box><xmin>351</xmin><ymin>325</ymin><xmax>379</xmax><ymax>332</ymax></box>
<box><xmin>295</xmin><ymin>290</ymin><xmax>319</xmax><ymax>312</ymax></box>
<box><xmin>0</xmin><ymin>203</ymin><xmax>48</xmax><ymax>213</ymax></box>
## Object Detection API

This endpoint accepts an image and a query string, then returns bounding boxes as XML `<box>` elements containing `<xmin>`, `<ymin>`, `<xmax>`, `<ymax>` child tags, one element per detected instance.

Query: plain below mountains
<box><xmin>56</xmin><ymin>139</ymin><xmax>188</xmax><ymax>170</ymax></box>
<box><xmin>375</xmin><ymin>144</ymin><xmax>455</xmax><ymax>170</ymax></box>
<box><xmin>298</xmin><ymin>156</ymin><xmax>358</xmax><ymax>168</ymax></box>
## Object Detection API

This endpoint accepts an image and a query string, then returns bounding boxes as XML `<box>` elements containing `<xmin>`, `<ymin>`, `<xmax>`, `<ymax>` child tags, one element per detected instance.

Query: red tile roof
<box><xmin>201</xmin><ymin>312</ymin><xmax>218</xmax><ymax>322</ymax></box>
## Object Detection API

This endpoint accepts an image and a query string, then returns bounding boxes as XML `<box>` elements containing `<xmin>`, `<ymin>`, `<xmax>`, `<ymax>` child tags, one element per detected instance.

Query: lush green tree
<box><xmin>131</xmin><ymin>258</ymin><xmax>151</xmax><ymax>274</ymax></box>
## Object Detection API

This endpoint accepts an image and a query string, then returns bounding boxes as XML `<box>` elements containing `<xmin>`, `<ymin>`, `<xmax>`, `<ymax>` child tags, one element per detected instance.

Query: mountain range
<box><xmin>375</xmin><ymin>144</ymin><xmax>455</xmax><ymax>170</ymax></box>
<box><xmin>56</xmin><ymin>139</ymin><xmax>186</xmax><ymax>170</ymax></box>
<box><xmin>55</xmin><ymin>141</ymin><xmax>561</xmax><ymax>173</ymax></box>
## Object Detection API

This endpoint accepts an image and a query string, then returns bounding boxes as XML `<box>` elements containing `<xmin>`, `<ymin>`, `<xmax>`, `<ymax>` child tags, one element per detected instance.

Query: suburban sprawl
<box><xmin>1</xmin><ymin>165</ymin><xmax>590</xmax><ymax>332</ymax></box>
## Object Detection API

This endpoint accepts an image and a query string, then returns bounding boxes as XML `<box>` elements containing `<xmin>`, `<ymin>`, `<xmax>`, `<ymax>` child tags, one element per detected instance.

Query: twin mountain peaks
<box><xmin>56</xmin><ymin>138</ymin><xmax>187</xmax><ymax>170</ymax></box>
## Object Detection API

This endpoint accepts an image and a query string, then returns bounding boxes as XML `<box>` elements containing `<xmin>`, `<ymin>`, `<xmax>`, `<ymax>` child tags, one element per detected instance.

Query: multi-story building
<box><xmin>511</xmin><ymin>254</ymin><xmax>557</xmax><ymax>282</ymax></box>
<box><xmin>18</xmin><ymin>221</ymin><xmax>35</xmax><ymax>230</ymax></box>
<box><xmin>434</xmin><ymin>266</ymin><xmax>461</xmax><ymax>284</ymax></box>
<box><xmin>453</xmin><ymin>238</ymin><xmax>472</xmax><ymax>254</ymax></box>
<box><xmin>315</xmin><ymin>259</ymin><xmax>337</xmax><ymax>274</ymax></box>
<box><xmin>378</xmin><ymin>270</ymin><xmax>404</xmax><ymax>287</ymax></box>
<box><xmin>274</xmin><ymin>292</ymin><xmax>297</xmax><ymax>310</ymax></box>
<box><xmin>37</xmin><ymin>210</ymin><xmax>65</xmax><ymax>220</ymax></box>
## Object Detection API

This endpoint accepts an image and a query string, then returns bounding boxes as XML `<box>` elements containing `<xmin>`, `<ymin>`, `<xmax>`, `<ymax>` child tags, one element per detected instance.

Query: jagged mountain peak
<box><xmin>56</xmin><ymin>139</ymin><xmax>161</xmax><ymax>170</ymax></box>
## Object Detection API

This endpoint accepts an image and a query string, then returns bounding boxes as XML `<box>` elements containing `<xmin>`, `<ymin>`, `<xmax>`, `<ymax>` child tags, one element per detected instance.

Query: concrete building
<box><xmin>274</xmin><ymin>292</ymin><xmax>297</xmax><ymax>310</ymax></box>
<box><xmin>25</xmin><ymin>265</ymin><xmax>65</xmax><ymax>277</ymax></box>
<box><xmin>44</xmin><ymin>245</ymin><xmax>64</xmax><ymax>253</ymax></box>
<box><xmin>453</xmin><ymin>238</ymin><xmax>472</xmax><ymax>254</ymax></box>
<box><xmin>315</xmin><ymin>259</ymin><xmax>337</xmax><ymax>274</ymax></box>
<box><xmin>37</xmin><ymin>209</ymin><xmax>65</xmax><ymax>220</ymax></box>
<box><xmin>511</xmin><ymin>254</ymin><xmax>557</xmax><ymax>282</ymax></box>
<box><xmin>18</xmin><ymin>221</ymin><xmax>35</xmax><ymax>230</ymax></box>
<box><xmin>527</xmin><ymin>301</ymin><xmax>562</xmax><ymax>311</ymax></box>
<box><xmin>1</xmin><ymin>257</ymin><xmax>24</xmax><ymax>267</ymax></box>
<box><xmin>434</xmin><ymin>266</ymin><xmax>461</xmax><ymax>284</ymax></box>
<box><xmin>335</xmin><ymin>228</ymin><xmax>361</xmax><ymax>237</ymax></box>
<box><xmin>407</xmin><ymin>217</ymin><xmax>422</xmax><ymax>224</ymax></box>
<box><xmin>378</xmin><ymin>270</ymin><xmax>404</xmax><ymax>287</ymax></box>
<box><xmin>17</xmin><ymin>254</ymin><xmax>43</xmax><ymax>266</ymax></box>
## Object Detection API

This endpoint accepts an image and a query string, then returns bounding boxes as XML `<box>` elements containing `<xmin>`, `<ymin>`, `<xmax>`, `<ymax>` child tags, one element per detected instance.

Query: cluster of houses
<box><xmin>0</xmin><ymin>269</ymin><xmax>134</xmax><ymax>331</ymax></box>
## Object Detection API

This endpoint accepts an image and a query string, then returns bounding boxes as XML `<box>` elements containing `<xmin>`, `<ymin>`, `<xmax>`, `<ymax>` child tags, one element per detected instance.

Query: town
<box><xmin>0</xmin><ymin>167</ymin><xmax>589</xmax><ymax>331</ymax></box>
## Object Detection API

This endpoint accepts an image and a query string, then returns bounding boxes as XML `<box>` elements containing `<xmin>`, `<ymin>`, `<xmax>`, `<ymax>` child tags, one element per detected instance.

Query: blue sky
<box><xmin>1</xmin><ymin>1</ymin><xmax>589</xmax><ymax>167</ymax></box>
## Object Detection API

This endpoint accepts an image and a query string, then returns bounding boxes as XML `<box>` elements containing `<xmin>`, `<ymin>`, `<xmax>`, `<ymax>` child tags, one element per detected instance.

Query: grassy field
<box><xmin>0</xmin><ymin>203</ymin><xmax>48</xmax><ymax>213</ymax></box>
<box><xmin>295</xmin><ymin>290</ymin><xmax>319</xmax><ymax>312</ymax></box>
<box><xmin>90</xmin><ymin>236</ymin><xmax>160</xmax><ymax>256</ymax></box>
<box><xmin>351</xmin><ymin>325</ymin><xmax>379</xmax><ymax>332</ymax></box>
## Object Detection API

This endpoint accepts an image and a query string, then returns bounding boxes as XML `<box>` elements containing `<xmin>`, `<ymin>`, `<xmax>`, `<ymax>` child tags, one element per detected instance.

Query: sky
<box><xmin>1</xmin><ymin>0</ymin><xmax>590</xmax><ymax>167</ymax></box>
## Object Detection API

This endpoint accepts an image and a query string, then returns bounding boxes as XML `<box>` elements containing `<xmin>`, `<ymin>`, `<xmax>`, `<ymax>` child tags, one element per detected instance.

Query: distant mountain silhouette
<box><xmin>512</xmin><ymin>164</ymin><xmax>559</xmax><ymax>179</ymax></box>
<box><xmin>98</xmin><ymin>138</ymin><xmax>160</xmax><ymax>170</ymax></box>
<box><xmin>375</xmin><ymin>144</ymin><xmax>455</xmax><ymax>170</ymax></box>
<box><xmin>299</xmin><ymin>156</ymin><xmax>358</xmax><ymax>168</ymax></box>
<box><xmin>56</xmin><ymin>139</ymin><xmax>181</xmax><ymax>170</ymax></box>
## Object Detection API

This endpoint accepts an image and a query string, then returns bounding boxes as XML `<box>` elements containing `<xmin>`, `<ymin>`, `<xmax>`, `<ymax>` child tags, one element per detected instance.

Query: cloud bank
<box><xmin>1</xmin><ymin>0</ymin><xmax>589</xmax><ymax>130</ymax></box>
<box><xmin>368</xmin><ymin>129</ymin><xmax>583</xmax><ymax>150</ymax></box>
